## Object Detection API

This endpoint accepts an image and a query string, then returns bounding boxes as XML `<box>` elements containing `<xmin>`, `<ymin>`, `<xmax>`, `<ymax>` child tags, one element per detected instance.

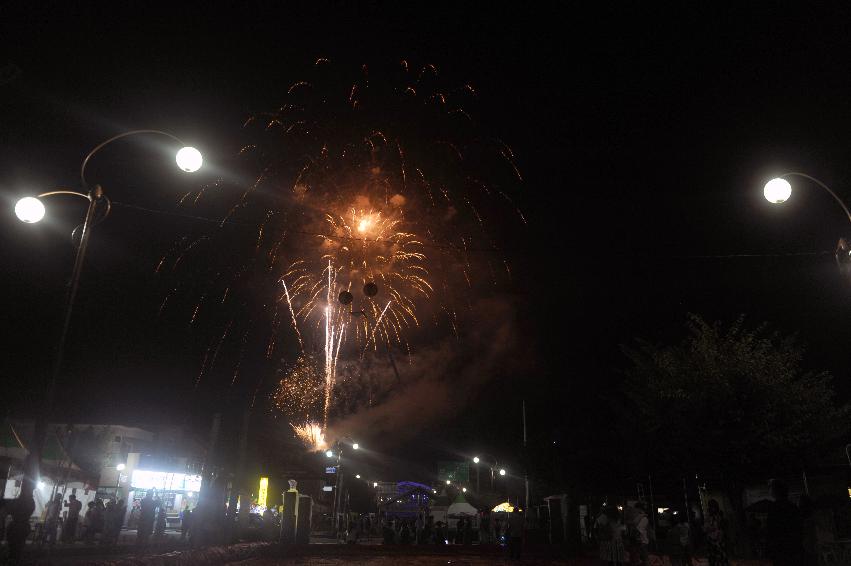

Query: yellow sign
<box><xmin>258</xmin><ymin>477</ymin><xmax>269</xmax><ymax>507</ymax></box>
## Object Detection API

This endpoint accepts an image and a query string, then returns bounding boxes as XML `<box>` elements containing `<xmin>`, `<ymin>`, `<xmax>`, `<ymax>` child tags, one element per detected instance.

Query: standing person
<box><xmin>597</xmin><ymin>506</ymin><xmax>626</xmax><ymax>566</ymax></box>
<box><xmin>632</xmin><ymin>502</ymin><xmax>650</xmax><ymax>566</ymax></box>
<box><xmin>671</xmin><ymin>512</ymin><xmax>691</xmax><ymax>566</ymax></box>
<box><xmin>102</xmin><ymin>500</ymin><xmax>116</xmax><ymax>545</ymax></box>
<box><xmin>703</xmin><ymin>499</ymin><xmax>729</xmax><ymax>566</ymax></box>
<box><xmin>400</xmin><ymin>520</ymin><xmax>411</xmax><ymax>544</ymax></box>
<box><xmin>137</xmin><ymin>493</ymin><xmax>156</xmax><ymax>546</ymax></box>
<box><xmin>415</xmin><ymin>513</ymin><xmax>424</xmax><ymax>544</ymax></box>
<box><xmin>82</xmin><ymin>501</ymin><xmax>96</xmax><ymax>544</ymax></box>
<box><xmin>479</xmin><ymin>511</ymin><xmax>490</xmax><ymax>545</ymax></box>
<box><xmin>155</xmin><ymin>501</ymin><xmax>167</xmax><ymax>538</ymax></box>
<box><xmin>63</xmin><ymin>494</ymin><xmax>82</xmax><ymax>543</ymax></box>
<box><xmin>180</xmin><ymin>504</ymin><xmax>192</xmax><ymax>540</ymax></box>
<box><xmin>766</xmin><ymin>479</ymin><xmax>803</xmax><ymax>566</ymax></box>
<box><xmin>508</xmin><ymin>508</ymin><xmax>525</xmax><ymax>560</ymax></box>
<box><xmin>44</xmin><ymin>494</ymin><xmax>62</xmax><ymax>544</ymax></box>
<box><xmin>455</xmin><ymin>517</ymin><xmax>464</xmax><ymax>544</ymax></box>
<box><xmin>464</xmin><ymin>515</ymin><xmax>473</xmax><ymax>545</ymax></box>
<box><xmin>113</xmin><ymin>498</ymin><xmax>126</xmax><ymax>543</ymax></box>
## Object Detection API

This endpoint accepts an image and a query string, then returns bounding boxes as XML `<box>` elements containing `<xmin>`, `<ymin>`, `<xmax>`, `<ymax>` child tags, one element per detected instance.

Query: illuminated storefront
<box><xmin>129</xmin><ymin>469</ymin><xmax>201</xmax><ymax>514</ymax></box>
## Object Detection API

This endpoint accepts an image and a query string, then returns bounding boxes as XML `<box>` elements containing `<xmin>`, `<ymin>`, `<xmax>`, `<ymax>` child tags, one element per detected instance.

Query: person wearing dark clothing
<box><xmin>464</xmin><ymin>517</ymin><xmax>473</xmax><ymax>545</ymax></box>
<box><xmin>400</xmin><ymin>521</ymin><xmax>411</xmax><ymax>544</ymax></box>
<box><xmin>155</xmin><ymin>503</ymin><xmax>167</xmax><ymax>537</ymax></box>
<box><xmin>63</xmin><ymin>494</ymin><xmax>82</xmax><ymax>543</ymax></box>
<box><xmin>455</xmin><ymin>517</ymin><xmax>464</xmax><ymax>544</ymax></box>
<box><xmin>766</xmin><ymin>479</ymin><xmax>803</xmax><ymax>566</ymax></box>
<box><xmin>137</xmin><ymin>494</ymin><xmax>156</xmax><ymax>545</ymax></box>
<box><xmin>181</xmin><ymin>505</ymin><xmax>192</xmax><ymax>539</ymax></box>
<box><xmin>508</xmin><ymin>509</ymin><xmax>524</xmax><ymax>559</ymax></box>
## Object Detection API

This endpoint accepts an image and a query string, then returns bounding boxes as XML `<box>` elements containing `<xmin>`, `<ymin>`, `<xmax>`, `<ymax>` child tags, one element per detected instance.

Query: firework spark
<box><xmin>291</xmin><ymin>422</ymin><xmax>327</xmax><ymax>452</ymax></box>
<box><xmin>159</xmin><ymin>60</ymin><xmax>523</xmax><ymax>449</ymax></box>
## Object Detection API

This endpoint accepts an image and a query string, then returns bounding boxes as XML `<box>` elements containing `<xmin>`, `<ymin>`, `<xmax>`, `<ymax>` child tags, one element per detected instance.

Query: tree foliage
<box><xmin>623</xmin><ymin>314</ymin><xmax>850</xmax><ymax>479</ymax></box>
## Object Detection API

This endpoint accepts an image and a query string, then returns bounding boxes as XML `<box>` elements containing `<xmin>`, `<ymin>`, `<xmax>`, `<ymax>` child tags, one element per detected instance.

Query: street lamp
<box><xmin>763</xmin><ymin>177</ymin><xmax>792</xmax><ymax>204</ymax></box>
<box><xmin>339</xmin><ymin>283</ymin><xmax>402</xmax><ymax>383</ymax></box>
<box><xmin>499</xmin><ymin>469</ymin><xmax>507</xmax><ymax>476</ymax></box>
<box><xmin>473</xmin><ymin>454</ymin><xmax>502</xmax><ymax>491</ymax></box>
<box><xmin>763</xmin><ymin>173</ymin><xmax>851</xmax><ymax>224</ymax></box>
<box><xmin>116</xmin><ymin>463</ymin><xmax>126</xmax><ymax>471</ymax></box>
<box><xmin>329</xmin><ymin>436</ymin><xmax>360</xmax><ymax>538</ymax></box>
<box><xmin>763</xmin><ymin>173</ymin><xmax>851</xmax><ymax>269</ymax></box>
<box><xmin>9</xmin><ymin>129</ymin><xmax>202</xmax><ymax>541</ymax></box>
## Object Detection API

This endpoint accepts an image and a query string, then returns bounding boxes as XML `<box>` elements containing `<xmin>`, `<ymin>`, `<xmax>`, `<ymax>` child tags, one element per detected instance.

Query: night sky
<box><xmin>2</xmin><ymin>4</ymin><xmax>850</xmax><ymax>487</ymax></box>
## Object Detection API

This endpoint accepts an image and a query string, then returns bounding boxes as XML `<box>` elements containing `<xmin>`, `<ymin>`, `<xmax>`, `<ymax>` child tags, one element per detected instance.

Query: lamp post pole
<box><xmin>9</xmin><ymin>132</ymin><xmax>201</xmax><ymax>559</ymax></box>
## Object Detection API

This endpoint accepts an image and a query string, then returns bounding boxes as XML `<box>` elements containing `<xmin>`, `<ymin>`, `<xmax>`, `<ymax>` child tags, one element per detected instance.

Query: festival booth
<box><xmin>446</xmin><ymin>493</ymin><xmax>479</xmax><ymax>531</ymax></box>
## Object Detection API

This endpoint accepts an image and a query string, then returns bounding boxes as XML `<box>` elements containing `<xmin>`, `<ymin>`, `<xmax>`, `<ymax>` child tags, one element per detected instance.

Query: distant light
<box><xmin>473</xmin><ymin>456</ymin><xmax>480</xmax><ymax>464</ymax></box>
<box><xmin>116</xmin><ymin>463</ymin><xmax>126</xmax><ymax>471</ymax></box>
<box><xmin>764</xmin><ymin>177</ymin><xmax>792</xmax><ymax>204</ymax></box>
<box><xmin>373</xmin><ymin>482</ymin><xmax>378</xmax><ymax>488</ymax></box>
<box><xmin>446</xmin><ymin>480</ymin><xmax>451</xmax><ymax>485</ymax></box>
<box><xmin>433</xmin><ymin>490</ymin><xmax>437</xmax><ymax>494</ymax></box>
<box><xmin>326</xmin><ymin>450</ymin><xmax>334</xmax><ymax>458</ymax></box>
<box><xmin>462</xmin><ymin>487</ymin><xmax>467</xmax><ymax>493</ymax></box>
<box><xmin>15</xmin><ymin>197</ymin><xmax>45</xmax><ymax>223</ymax></box>
<box><xmin>499</xmin><ymin>469</ymin><xmax>506</xmax><ymax>476</ymax></box>
<box><xmin>356</xmin><ymin>474</ymin><xmax>361</xmax><ymax>479</ymax></box>
<box><xmin>323</xmin><ymin>486</ymin><xmax>333</xmax><ymax>492</ymax></box>
<box><xmin>352</xmin><ymin>443</ymin><xmax>359</xmax><ymax>450</ymax></box>
<box><xmin>176</xmin><ymin>146</ymin><xmax>203</xmax><ymax>172</ymax></box>
<box><xmin>37</xmin><ymin>481</ymin><xmax>45</xmax><ymax>490</ymax></box>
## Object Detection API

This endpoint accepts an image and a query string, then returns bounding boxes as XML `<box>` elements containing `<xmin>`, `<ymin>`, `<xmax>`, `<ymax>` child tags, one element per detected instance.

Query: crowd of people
<box><xmin>590</xmin><ymin>478</ymin><xmax>813</xmax><ymax>566</ymax></box>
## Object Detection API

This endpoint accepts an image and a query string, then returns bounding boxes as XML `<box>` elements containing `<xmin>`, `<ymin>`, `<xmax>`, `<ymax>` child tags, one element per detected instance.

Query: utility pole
<box><xmin>523</xmin><ymin>400</ymin><xmax>529</xmax><ymax>512</ymax></box>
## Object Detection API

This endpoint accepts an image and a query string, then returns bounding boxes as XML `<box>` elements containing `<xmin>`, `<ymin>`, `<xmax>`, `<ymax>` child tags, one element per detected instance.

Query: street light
<box><xmin>175</xmin><ymin>146</ymin><xmax>203</xmax><ymax>172</ymax></box>
<box><xmin>499</xmin><ymin>468</ymin><xmax>507</xmax><ymax>476</ymax></box>
<box><xmin>14</xmin><ymin>197</ymin><xmax>45</xmax><ymax>223</ymax></box>
<box><xmin>8</xmin><ymin>129</ymin><xmax>202</xmax><ymax>541</ymax></box>
<box><xmin>763</xmin><ymin>173</ymin><xmax>851</xmax><ymax>224</ymax></box>
<box><xmin>326</xmin><ymin>450</ymin><xmax>334</xmax><ymax>458</ymax></box>
<box><xmin>352</xmin><ymin>443</ymin><xmax>359</xmax><ymax>450</ymax></box>
<box><xmin>356</xmin><ymin>474</ymin><xmax>361</xmax><ymax>479</ymax></box>
<box><xmin>473</xmin><ymin>454</ymin><xmax>501</xmax><ymax>491</ymax></box>
<box><xmin>763</xmin><ymin>177</ymin><xmax>792</xmax><ymax>204</ymax></box>
<box><xmin>116</xmin><ymin>463</ymin><xmax>126</xmax><ymax>471</ymax></box>
<box><xmin>339</xmin><ymin>283</ymin><xmax>402</xmax><ymax>383</ymax></box>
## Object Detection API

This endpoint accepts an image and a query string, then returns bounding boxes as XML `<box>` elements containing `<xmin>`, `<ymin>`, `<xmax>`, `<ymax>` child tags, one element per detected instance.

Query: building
<box><xmin>0</xmin><ymin>420</ymin><xmax>204</xmax><ymax>523</ymax></box>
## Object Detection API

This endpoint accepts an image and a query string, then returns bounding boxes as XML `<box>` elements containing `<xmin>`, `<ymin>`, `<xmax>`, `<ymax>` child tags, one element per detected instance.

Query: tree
<box><xmin>623</xmin><ymin>314</ymin><xmax>850</xmax><ymax>481</ymax></box>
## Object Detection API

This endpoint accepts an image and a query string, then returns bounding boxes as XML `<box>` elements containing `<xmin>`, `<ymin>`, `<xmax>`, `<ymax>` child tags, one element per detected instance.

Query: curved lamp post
<box><xmin>472</xmin><ymin>454</ymin><xmax>505</xmax><ymax>492</ymax></box>
<box><xmin>763</xmin><ymin>172</ymin><xmax>851</xmax><ymax>267</ymax></box>
<box><xmin>11</xmin><ymin>130</ymin><xmax>201</xmax><ymax>537</ymax></box>
<box><xmin>338</xmin><ymin>284</ymin><xmax>402</xmax><ymax>383</ymax></box>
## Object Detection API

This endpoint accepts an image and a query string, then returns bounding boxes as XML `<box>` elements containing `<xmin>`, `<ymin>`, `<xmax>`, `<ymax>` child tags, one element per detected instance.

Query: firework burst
<box><xmin>158</xmin><ymin>59</ymin><xmax>523</xmax><ymax>450</ymax></box>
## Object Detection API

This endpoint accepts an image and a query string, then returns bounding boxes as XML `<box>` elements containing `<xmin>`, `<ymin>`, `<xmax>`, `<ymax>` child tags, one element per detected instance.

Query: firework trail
<box><xmin>157</xmin><ymin>59</ymin><xmax>524</xmax><ymax>450</ymax></box>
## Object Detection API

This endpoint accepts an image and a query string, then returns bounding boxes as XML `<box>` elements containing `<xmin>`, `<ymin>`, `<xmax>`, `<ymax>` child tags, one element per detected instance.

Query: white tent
<box><xmin>447</xmin><ymin>494</ymin><xmax>479</xmax><ymax>517</ymax></box>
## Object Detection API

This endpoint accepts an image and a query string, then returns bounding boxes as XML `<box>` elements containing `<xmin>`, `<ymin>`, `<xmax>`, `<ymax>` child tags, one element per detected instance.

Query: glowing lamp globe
<box><xmin>356</xmin><ymin>474</ymin><xmax>361</xmax><ymax>479</ymax></box>
<box><xmin>499</xmin><ymin>469</ymin><xmax>506</xmax><ymax>476</ymax></box>
<box><xmin>325</xmin><ymin>450</ymin><xmax>334</xmax><ymax>458</ymax></box>
<box><xmin>176</xmin><ymin>146</ymin><xmax>203</xmax><ymax>172</ymax></box>
<box><xmin>473</xmin><ymin>456</ymin><xmax>480</xmax><ymax>464</ymax></box>
<box><xmin>15</xmin><ymin>197</ymin><xmax>45</xmax><ymax>223</ymax></box>
<box><xmin>352</xmin><ymin>443</ymin><xmax>359</xmax><ymax>450</ymax></box>
<box><xmin>764</xmin><ymin>177</ymin><xmax>791</xmax><ymax>204</ymax></box>
<box><xmin>116</xmin><ymin>463</ymin><xmax>126</xmax><ymax>471</ymax></box>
